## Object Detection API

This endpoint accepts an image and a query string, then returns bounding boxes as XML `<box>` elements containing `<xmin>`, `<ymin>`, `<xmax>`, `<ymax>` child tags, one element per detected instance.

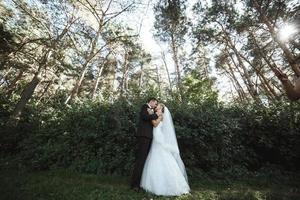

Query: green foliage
<box><xmin>154</xmin><ymin>0</ymin><xmax>189</xmax><ymax>43</ymax></box>
<box><xmin>1</xmin><ymin>95</ymin><xmax>300</xmax><ymax>176</ymax></box>
<box><xmin>11</xmin><ymin>99</ymin><xmax>138</xmax><ymax>175</ymax></box>
<box><xmin>182</xmin><ymin>70</ymin><xmax>218</xmax><ymax>105</ymax></box>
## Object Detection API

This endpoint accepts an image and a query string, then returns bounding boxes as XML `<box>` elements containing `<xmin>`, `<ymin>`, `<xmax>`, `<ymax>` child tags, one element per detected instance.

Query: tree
<box><xmin>182</xmin><ymin>69</ymin><xmax>218</xmax><ymax>105</ymax></box>
<box><xmin>64</xmin><ymin>0</ymin><xmax>136</xmax><ymax>104</ymax></box>
<box><xmin>192</xmin><ymin>0</ymin><xmax>300</xmax><ymax>102</ymax></box>
<box><xmin>153</xmin><ymin>0</ymin><xmax>189</xmax><ymax>100</ymax></box>
<box><xmin>248</xmin><ymin>0</ymin><xmax>300</xmax><ymax>100</ymax></box>
<box><xmin>4</xmin><ymin>0</ymin><xmax>77</xmax><ymax>124</ymax></box>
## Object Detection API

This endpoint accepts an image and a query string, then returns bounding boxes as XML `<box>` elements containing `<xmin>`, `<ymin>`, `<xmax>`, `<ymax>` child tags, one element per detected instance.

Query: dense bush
<box><xmin>174</xmin><ymin>102</ymin><xmax>300</xmax><ymax>174</ymax></box>
<box><xmin>1</xmin><ymin>96</ymin><xmax>300</xmax><ymax>176</ymax></box>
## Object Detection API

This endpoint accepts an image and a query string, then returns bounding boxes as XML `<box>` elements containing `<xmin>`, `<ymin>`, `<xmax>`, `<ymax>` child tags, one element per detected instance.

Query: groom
<box><xmin>131</xmin><ymin>97</ymin><xmax>158</xmax><ymax>191</ymax></box>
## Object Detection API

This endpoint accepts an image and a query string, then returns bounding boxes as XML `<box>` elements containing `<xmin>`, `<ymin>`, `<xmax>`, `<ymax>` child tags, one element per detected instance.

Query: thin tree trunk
<box><xmin>226</xmin><ymin>73</ymin><xmax>244</xmax><ymax>102</ymax></box>
<box><xmin>139</xmin><ymin>64</ymin><xmax>144</xmax><ymax>88</ymax></box>
<box><xmin>217</xmin><ymin>21</ymin><xmax>260</xmax><ymax>101</ymax></box>
<box><xmin>236</xmin><ymin>46</ymin><xmax>279</xmax><ymax>99</ymax></box>
<box><xmin>36</xmin><ymin>68</ymin><xmax>60</xmax><ymax>103</ymax></box>
<box><xmin>161</xmin><ymin>51</ymin><xmax>172</xmax><ymax>91</ymax></box>
<box><xmin>249</xmin><ymin>31</ymin><xmax>292</xmax><ymax>97</ymax></box>
<box><xmin>155</xmin><ymin>64</ymin><xmax>162</xmax><ymax>97</ymax></box>
<box><xmin>92</xmin><ymin>65</ymin><xmax>104</xmax><ymax>99</ymax></box>
<box><xmin>225</xmin><ymin>48</ymin><xmax>258</xmax><ymax>101</ymax></box>
<box><xmin>223</xmin><ymin>33</ymin><xmax>260</xmax><ymax>102</ymax></box>
<box><xmin>225</xmin><ymin>62</ymin><xmax>249</xmax><ymax>102</ymax></box>
<box><xmin>65</xmin><ymin>63</ymin><xmax>89</xmax><ymax>104</ymax></box>
<box><xmin>273</xmin><ymin>81</ymin><xmax>284</xmax><ymax>94</ymax></box>
<box><xmin>91</xmin><ymin>52</ymin><xmax>112</xmax><ymax>99</ymax></box>
<box><xmin>257</xmin><ymin>75</ymin><xmax>276</xmax><ymax>101</ymax></box>
<box><xmin>170</xmin><ymin>34</ymin><xmax>183</xmax><ymax>100</ymax></box>
<box><xmin>258</xmin><ymin>70</ymin><xmax>278</xmax><ymax>99</ymax></box>
<box><xmin>120</xmin><ymin>50</ymin><xmax>129</xmax><ymax>96</ymax></box>
<box><xmin>230</xmin><ymin>82</ymin><xmax>244</xmax><ymax>103</ymax></box>
<box><xmin>65</xmin><ymin>23</ymin><xmax>103</xmax><ymax>104</ymax></box>
<box><xmin>36</xmin><ymin>80</ymin><xmax>53</xmax><ymax>104</ymax></box>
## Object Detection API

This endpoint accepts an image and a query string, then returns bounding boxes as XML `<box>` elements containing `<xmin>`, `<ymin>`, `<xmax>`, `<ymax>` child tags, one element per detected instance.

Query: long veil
<box><xmin>160</xmin><ymin>107</ymin><xmax>188</xmax><ymax>181</ymax></box>
<box><xmin>160</xmin><ymin>107</ymin><xmax>179</xmax><ymax>154</ymax></box>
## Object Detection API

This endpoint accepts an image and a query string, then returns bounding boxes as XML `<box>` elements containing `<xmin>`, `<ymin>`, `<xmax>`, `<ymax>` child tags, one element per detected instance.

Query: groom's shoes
<box><xmin>131</xmin><ymin>186</ymin><xmax>141</xmax><ymax>192</ymax></box>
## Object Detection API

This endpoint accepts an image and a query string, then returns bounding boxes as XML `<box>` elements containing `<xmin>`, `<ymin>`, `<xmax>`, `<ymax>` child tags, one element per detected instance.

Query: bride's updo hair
<box><xmin>158</xmin><ymin>103</ymin><xmax>165</xmax><ymax>113</ymax></box>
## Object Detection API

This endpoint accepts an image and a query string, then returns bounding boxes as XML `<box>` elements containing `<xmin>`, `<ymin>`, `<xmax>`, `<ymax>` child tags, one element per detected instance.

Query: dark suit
<box><xmin>131</xmin><ymin>104</ymin><xmax>158</xmax><ymax>188</ymax></box>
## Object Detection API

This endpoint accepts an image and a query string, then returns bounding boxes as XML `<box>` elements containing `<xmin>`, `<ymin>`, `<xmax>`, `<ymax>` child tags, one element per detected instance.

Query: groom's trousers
<box><xmin>131</xmin><ymin>137</ymin><xmax>152</xmax><ymax>188</ymax></box>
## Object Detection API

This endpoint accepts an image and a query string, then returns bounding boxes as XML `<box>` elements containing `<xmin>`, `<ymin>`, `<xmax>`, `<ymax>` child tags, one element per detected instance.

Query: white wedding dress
<box><xmin>140</xmin><ymin>107</ymin><xmax>190</xmax><ymax>196</ymax></box>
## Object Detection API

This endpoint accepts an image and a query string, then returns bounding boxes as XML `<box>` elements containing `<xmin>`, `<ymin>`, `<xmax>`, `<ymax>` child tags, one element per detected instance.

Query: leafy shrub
<box><xmin>1</xmin><ymin>96</ymin><xmax>299</xmax><ymax>176</ymax></box>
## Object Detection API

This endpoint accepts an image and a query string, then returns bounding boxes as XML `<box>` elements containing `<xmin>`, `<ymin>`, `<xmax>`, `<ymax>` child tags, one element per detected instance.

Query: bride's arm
<box><xmin>152</xmin><ymin>115</ymin><xmax>163</xmax><ymax>127</ymax></box>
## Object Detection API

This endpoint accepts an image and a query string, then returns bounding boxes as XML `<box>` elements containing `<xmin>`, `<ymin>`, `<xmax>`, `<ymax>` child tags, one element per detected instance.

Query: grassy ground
<box><xmin>0</xmin><ymin>167</ymin><xmax>299</xmax><ymax>200</ymax></box>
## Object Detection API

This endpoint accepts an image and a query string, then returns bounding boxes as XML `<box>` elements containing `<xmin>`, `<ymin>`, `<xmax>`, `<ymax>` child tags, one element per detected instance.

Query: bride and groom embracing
<box><xmin>130</xmin><ymin>97</ymin><xmax>190</xmax><ymax>196</ymax></box>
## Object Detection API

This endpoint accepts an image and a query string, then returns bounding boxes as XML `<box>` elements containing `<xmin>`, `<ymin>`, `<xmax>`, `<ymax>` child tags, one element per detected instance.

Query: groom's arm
<box><xmin>141</xmin><ymin>105</ymin><xmax>158</xmax><ymax>121</ymax></box>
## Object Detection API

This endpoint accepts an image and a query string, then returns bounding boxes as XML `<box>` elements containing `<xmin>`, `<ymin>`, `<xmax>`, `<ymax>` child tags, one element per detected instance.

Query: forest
<box><xmin>0</xmin><ymin>0</ymin><xmax>300</xmax><ymax>199</ymax></box>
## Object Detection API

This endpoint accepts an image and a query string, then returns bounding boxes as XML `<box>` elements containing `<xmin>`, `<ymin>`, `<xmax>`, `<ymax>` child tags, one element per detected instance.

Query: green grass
<box><xmin>0</xmin><ymin>168</ymin><xmax>299</xmax><ymax>200</ymax></box>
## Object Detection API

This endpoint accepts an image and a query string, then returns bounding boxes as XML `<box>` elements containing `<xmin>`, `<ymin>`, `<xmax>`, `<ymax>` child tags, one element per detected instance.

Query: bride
<box><xmin>140</xmin><ymin>103</ymin><xmax>190</xmax><ymax>196</ymax></box>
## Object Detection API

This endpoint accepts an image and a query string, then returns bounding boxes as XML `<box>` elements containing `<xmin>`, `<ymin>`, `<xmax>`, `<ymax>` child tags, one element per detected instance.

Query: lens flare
<box><xmin>278</xmin><ymin>24</ymin><xmax>297</xmax><ymax>41</ymax></box>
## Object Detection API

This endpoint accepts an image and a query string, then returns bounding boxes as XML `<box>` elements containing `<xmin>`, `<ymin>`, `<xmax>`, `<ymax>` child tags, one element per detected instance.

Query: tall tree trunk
<box><xmin>249</xmin><ymin>31</ymin><xmax>293</xmax><ymax>97</ymax></box>
<box><xmin>36</xmin><ymin>68</ymin><xmax>61</xmax><ymax>104</ymax></box>
<box><xmin>9</xmin><ymin>73</ymin><xmax>41</xmax><ymax>124</ymax></box>
<box><xmin>65</xmin><ymin>24</ymin><xmax>103</xmax><ymax>104</ymax></box>
<box><xmin>236</xmin><ymin>45</ymin><xmax>279</xmax><ymax>99</ymax></box>
<box><xmin>65</xmin><ymin>63</ymin><xmax>89</xmax><ymax>104</ymax></box>
<box><xmin>223</xmin><ymin>32</ymin><xmax>260</xmax><ymax>102</ymax></box>
<box><xmin>37</xmin><ymin>80</ymin><xmax>54</xmax><ymax>103</ymax></box>
<box><xmin>170</xmin><ymin>34</ymin><xmax>183</xmax><ymax>100</ymax></box>
<box><xmin>155</xmin><ymin>64</ymin><xmax>162</xmax><ymax>97</ymax></box>
<box><xmin>161</xmin><ymin>51</ymin><xmax>172</xmax><ymax>92</ymax></box>
<box><xmin>257</xmin><ymin>70</ymin><xmax>278</xmax><ymax>99</ymax></box>
<box><xmin>217</xmin><ymin>21</ymin><xmax>261</xmax><ymax>101</ymax></box>
<box><xmin>257</xmin><ymin>75</ymin><xmax>276</xmax><ymax>101</ymax></box>
<box><xmin>225</xmin><ymin>48</ymin><xmax>259</xmax><ymax>102</ymax></box>
<box><xmin>92</xmin><ymin>65</ymin><xmax>104</xmax><ymax>99</ymax></box>
<box><xmin>229</xmin><ymin>82</ymin><xmax>244</xmax><ymax>103</ymax></box>
<box><xmin>9</xmin><ymin>49</ymin><xmax>51</xmax><ymax>124</ymax></box>
<box><xmin>91</xmin><ymin>52</ymin><xmax>112</xmax><ymax>99</ymax></box>
<box><xmin>120</xmin><ymin>51</ymin><xmax>129</xmax><ymax>96</ymax></box>
<box><xmin>232</xmin><ymin>83</ymin><xmax>244</xmax><ymax>103</ymax></box>
<box><xmin>225</xmin><ymin>62</ymin><xmax>249</xmax><ymax>102</ymax></box>
<box><xmin>139</xmin><ymin>64</ymin><xmax>144</xmax><ymax>88</ymax></box>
